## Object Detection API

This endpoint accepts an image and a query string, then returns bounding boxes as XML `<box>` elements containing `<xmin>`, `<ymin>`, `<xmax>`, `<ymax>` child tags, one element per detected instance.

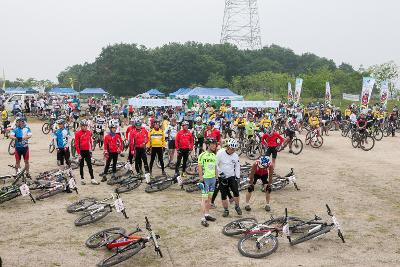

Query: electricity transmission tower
<box><xmin>220</xmin><ymin>0</ymin><xmax>262</xmax><ymax>50</ymax></box>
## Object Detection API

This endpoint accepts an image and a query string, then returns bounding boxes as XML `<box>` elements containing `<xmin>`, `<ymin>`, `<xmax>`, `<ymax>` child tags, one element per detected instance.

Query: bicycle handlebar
<box><xmin>326</xmin><ymin>204</ymin><xmax>332</xmax><ymax>216</ymax></box>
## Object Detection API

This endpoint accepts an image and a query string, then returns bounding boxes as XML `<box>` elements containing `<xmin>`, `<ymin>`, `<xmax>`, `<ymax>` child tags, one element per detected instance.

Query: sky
<box><xmin>1</xmin><ymin>0</ymin><xmax>399</xmax><ymax>82</ymax></box>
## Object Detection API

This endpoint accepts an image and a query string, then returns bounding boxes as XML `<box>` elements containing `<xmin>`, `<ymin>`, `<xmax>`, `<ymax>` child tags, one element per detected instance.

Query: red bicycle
<box><xmin>85</xmin><ymin>217</ymin><xmax>162</xmax><ymax>267</ymax></box>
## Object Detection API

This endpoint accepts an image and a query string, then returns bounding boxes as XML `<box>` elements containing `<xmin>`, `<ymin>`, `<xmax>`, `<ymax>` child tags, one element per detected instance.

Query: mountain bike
<box><xmin>42</xmin><ymin>121</ymin><xmax>55</xmax><ymax>135</ymax></box>
<box><xmin>145</xmin><ymin>175</ymin><xmax>177</xmax><ymax>193</ymax></box>
<box><xmin>92</xmin><ymin>131</ymin><xmax>104</xmax><ymax>151</ymax></box>
<box><xmin>351</xmin><ymin>130</ymin><xmax>375</xmax><ymax>151</ymax></box>
<box><xmin>85</xmin><ymin>217</ymin><xmax>162</xmax><ymax>267</ymax></box>
<box><xmin>367</xmin><ymin>120</ymin><xmax>383</xmax><ymax>141</ymax></box>
<box><xmin>114</xmin><ymin>174</ymin><xmax>144</xmax><ymax>194</ymax></box>
<box><xmin>69</xmin><ymin>194</ymin><xmax>129</xmax><ymax>226</ymax></box>
<box><xmin>277</xmin><ymin>132</ymin><xmax>303</xmax><ymax>155</ymax></box>
<box><xmin>305</xmin><ymin>128</ymin><xmax>323</xmax><ymax>148</ymax></box>
<box><xmin>0</xmin><ymin>166</ymin><xmax>35</xmax><ymax>204</ymax></box>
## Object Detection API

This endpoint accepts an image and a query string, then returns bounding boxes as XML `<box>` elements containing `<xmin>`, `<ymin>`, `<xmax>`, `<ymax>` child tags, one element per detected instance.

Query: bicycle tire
<box><xmin>8</xmin><ymin>140</ymin><xmax>16</xmax><ymax>155</ymax></box>
<box><xmin>290</xmin><ymin>225</ymin><xmax>333</xmax><ymax>246</ymax></box>
<box><xmin>0</xmin><ymin>191</ymin><xmax>20</xmax><ymax>204</ymax></box>
<box><xmin>222</xmin><ymin>218</ymin><xmax>258</xmax><ymax>236</ymax></box>
<box><xmin>115</xmin><ymin>179</ymin><xmax>142</xmax><ymax>193</ymax></box>
<box><xmin>36</xmin><ymin>187</ymin><xmax>65</xmax><ymax>200</ymax></box>
<box><xmin>85</xmin><ymin>227</ymin><xmax>126</xmax><ymax>249</ymax></box>
<box><xmin>75</xmin><ymin>208</ymin><xmax>111</xmax><ymax>226</ymax></box>
<box><xmin>373</xmin><ymin>129</ymin><xmax>383</xmax><ymax>141</ymax></box>
<box><xmin>271</xmin><ymin>180</ymin><xmax>288</xmax><ymax>191</ymax></box>
<box><xmin>186</xmin><ymin>165</ymin><xmax>198</xmax><ymax>175</ymax></box>
<box><xmin>237</xmin><ymin>232</ymin><xmax>278</xmax><ymax>258</ymax></box>
<box><xmin>67</xmin><ymin>197</ymin><xmax>98</xmax><ymax>213</ymax></box>
<box><xmin>310</xmin><ymin>136</ymin><xmax>323</xmax><ymax>148</ymax></box>
<box><xmin>42</xmin><ymin>123</ymin><xmax>51</xmax><ymax>135</ymax></box>
<box><xmin>145</xmin><ymin>179</ymin><xmax>174</xmax><ymax>193</ymax></box>
<box><xmin>360</xmin><ymin>136</ymin><xmax>375</xmax><ymax>151</ymax></box>
<box><xmin>185</xmin><ymin>184</ymin><xmax>200</xmax><ymax>193</ymax></box>
<box><xmin>291</xmin><ymin>138</ymin><xmax>303</xmax><ymax>155</ymax></box>
<box><xmin>351</xmin><ymin>134</ymin><xmax>359</xmax><ymax>148</ymax></box>
<box><xmin>97</xmin><ymin>242</ymin><xmax>143</xmax><ymax>267</ymax></box>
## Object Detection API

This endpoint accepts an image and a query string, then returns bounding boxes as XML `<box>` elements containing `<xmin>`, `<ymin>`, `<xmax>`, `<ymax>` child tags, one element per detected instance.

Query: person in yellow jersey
<box><xmin>161</xmin><ymin>114</ymin><xmax>169</xmax><ymax>131</ymax></box>
<box><xmin>148</xmin><ymin>120</ymin><xmax>166</xmax><ymax>176</ymax></box>
<box><xmin>1</xmin><ymin>106</ymin><xmax>10</xmax><ymax>136</ymax></box>
<box><xmin>344</xmin><ymin>106</ymin><xmax>352</xmax><ymax>120</ymax></box>
<box><xmin>259</xmin><ymin>115</ymin><xmax>272</xmax><ymax>130</ymax></box>
<box><xmin>234</xmin><ymin>113</ymin><xmax>247</xmax><ymax>140</ymax></box>
<box><xmin>308</xmin><ymin>112</ymin><xmax>320</xmax><ymax>135</ymax></box>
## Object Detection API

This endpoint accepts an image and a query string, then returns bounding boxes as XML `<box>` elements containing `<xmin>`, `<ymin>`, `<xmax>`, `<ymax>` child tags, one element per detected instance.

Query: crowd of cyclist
<box><xmin>1</xmin><ymin>94</ymin><xmax>399</xmax><ymax>226</ymax></box>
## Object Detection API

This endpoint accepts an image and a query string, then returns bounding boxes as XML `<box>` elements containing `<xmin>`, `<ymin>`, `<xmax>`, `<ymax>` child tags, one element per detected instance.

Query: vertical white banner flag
<box><xmin>325</xmin><ymin>82</ymin><xmax>331</xmax><ymax>105</ymax></box>
<box><xmin>361</xmin><ymin>77</ymin><xmax>375</xmax><ymax>107</ymax></box>
<box><xmin>288</xmin><ymin>82</ymin><xmax>293</xmax><ymax>102</ymax></box>
<box><xmin>294</xmin><ymin>78</ymin><xmax>303</xmax><ymax>104</ymax></box>
<box><xmin>380</xmin><ymin>80</ymin><xmax>389</xmax><ymax>107</ymax></box>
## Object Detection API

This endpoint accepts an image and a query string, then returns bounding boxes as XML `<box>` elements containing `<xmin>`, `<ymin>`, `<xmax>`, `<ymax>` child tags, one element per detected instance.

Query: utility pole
<box><xmin>221</xmin><ymin>0</ymin><xmax>262</xmax><ymax>50</ymax></box>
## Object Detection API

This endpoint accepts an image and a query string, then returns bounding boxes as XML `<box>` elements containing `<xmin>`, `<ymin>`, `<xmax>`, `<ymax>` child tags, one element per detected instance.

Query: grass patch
<box><xmin>367</xmin><ymin>214</ymin><xmax>378</xmax><ymax>222</ymax></box>
<box><xmin>79</xmin><ymin>251</ymin><xmax>86</xmax><ymax>257</ymax></box>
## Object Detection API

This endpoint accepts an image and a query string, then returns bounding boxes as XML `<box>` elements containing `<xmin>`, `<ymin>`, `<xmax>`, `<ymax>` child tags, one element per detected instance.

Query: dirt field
<box><xmin>0</xmin><ymin>122</ymin><xmax>399</xmax><ymax>267</ymax></box>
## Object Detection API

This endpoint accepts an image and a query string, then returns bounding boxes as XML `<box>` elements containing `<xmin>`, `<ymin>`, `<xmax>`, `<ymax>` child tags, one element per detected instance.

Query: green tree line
<box><xmin>56</xmin><ymin>42</ymin><xmax>372</xmax><ymax>97</ymax></box>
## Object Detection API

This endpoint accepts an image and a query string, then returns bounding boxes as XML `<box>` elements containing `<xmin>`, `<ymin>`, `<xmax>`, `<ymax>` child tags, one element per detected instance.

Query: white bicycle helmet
<box><xmin>109</xmin><ymin>120</ymin><xmax>118</xmax><ymax>128</ymax></box>
<box><xmin>227</xmin><ymin>138</ymin><xmax>238</xmax><ymax>149</ymax></box>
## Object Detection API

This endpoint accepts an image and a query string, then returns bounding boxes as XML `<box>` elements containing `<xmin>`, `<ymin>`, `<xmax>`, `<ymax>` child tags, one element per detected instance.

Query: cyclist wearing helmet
<box><xmin>130</xmin><ymin>120</ymin><xmax>150</xmax><ymax>180</ymax></box>
<box><xmin>148</xmin><ymin>120</ymin><xmax>166</xmax><ymax>176</ymax></box>
<box><xmin>74</xmin><ymin>119</ymin><xmax>99</xmax><ymax>185</ymax></box>
<box><xmin>244</xmin><ymin>156</ymin><xmax>273</xmax><ymax>212</ymax></box>
<box><xmin>198</xmin><ymin>137</ymin><xmax>218</xmax><ymax>227</ymax></box>
<box><xmin>109</xmin><ymin>112</ymin><xmax>121</xmax><ymax>134</ymax></box>
<box><xmin>53</xmin><ymin>119</ymin><xmax>71</xmax><ymax>167</ymax></box>
<box><xmin>94</xmin><ymin>110</ymin><xmax>107</xmax><ymax>138</ymax></box>
<box><xmin>165</xmin><ymin>117</ymin><xmax>179</xmax><ymax>166</ymax></box>
<box><xmin>69</xmin><ymin>107</ymin><xmax>80</xmax><ymax>131</ymax></box>
<box><xmin>193</xmin><ymin>117</ymin><xmax>205</xmax><ymax>155</ymax></box>
<box><xmin>204</xmin><ymin>121</ymin><xmax>221</xmax><ymax>147</ymax></box>
<box><xmin>234</xmin><ymin>114</ymin><xmax>247</xmax><ymax>140</ymax></box>
<box><xmin>175</xmin><ymin>121</ymin><xmax>194</xmax><ymax>177</ymax></box>
<box><xmin>101</xmin><ymin>121</ymin><xmax>124</xmax><ymax>182</ymax></box>
<box><xmin>10</xmin><ymin>117</ymin><xmax>32</xmax><ymax>178</ymax></box>
<box><xmin>216</xmin><ymin>138</ymin><xmax>242</xmax><ymax>217</ymax></box>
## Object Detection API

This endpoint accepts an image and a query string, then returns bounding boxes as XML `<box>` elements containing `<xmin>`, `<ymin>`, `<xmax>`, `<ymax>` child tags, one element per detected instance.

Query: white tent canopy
<box><xmin>231</xmin><ymin>100</ymin><xmax>280</xmax><ymax>109</ymax></box>
<box><xmin>128</xmin><ymin>98</ymin><xmax>182</xmax><ymax>107</ymax></box>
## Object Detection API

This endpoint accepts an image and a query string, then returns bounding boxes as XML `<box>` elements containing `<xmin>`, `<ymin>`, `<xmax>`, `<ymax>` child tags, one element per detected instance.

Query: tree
<box><xmin>368</xmin><ymin>61</ymin><xmax>399</xmax><ymax>96</ymax></box>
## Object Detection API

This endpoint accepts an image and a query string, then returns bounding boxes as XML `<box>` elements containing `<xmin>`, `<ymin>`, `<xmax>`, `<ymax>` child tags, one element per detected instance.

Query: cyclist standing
<box><xmin>175</xmin><ymin>121</ymin><xmax>194</xmax><ymax>177</ymax></box>
<box><xmin>261</xmin><ymin>127</ymin><xmax>284</xmax><ymax>168</ymax></box>
<box><xmin>148</xmin><ymin>120</ymin><xmax>166</xmax><ymax>176</ymax></box>
<box><xmin>244</xmin><ymin>156</ymin><xmax>273</xmax><ymax>212</ymax></box>
<box><xmin>54</xmin><ymin>119</ymin><xmax>71</xmax><ymax>168</ymax></box>
<box><xmin>216</xmin><ymin>138</ymin><xmax>242</xmax><ymax>217</ymax></box>
<box><xmin>130</xmin><ymin>120</ymin><xmax>150</xmax><ymax>181</ymax></box>
<box><xmin>193</xmin><ymin>117</ymin><xmax>205</xmax><ymax>155</ymax></box>
<box><xmin>198</xmin><ymin>138</ymin><xmax>218</xmax><ymax>227</ymax></box>
<box><xmin>101</xmin><ymin>121</ymin><xmax>124</xmax><ymax>182</ymax></box>
<box><xmin>9</xmin><ymin>117</ymin><xmax>32</xmax><ymax>178</ymax></box>
<box><xmin>165</xmin><ymin>117</ymin><xmax>179</xmax><ymax>166</ymax></box>
<box><xmin>74</xmin><ymin>120</ymin><xmax>99</xmax><ymax>185</ymax></box>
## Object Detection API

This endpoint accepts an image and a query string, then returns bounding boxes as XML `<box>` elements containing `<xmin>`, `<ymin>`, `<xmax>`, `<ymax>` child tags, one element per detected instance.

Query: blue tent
<box><xmin>146</xmin><ymin>89</ymin><xmax>165</xmax><ymax>97</ymax></box>
<box><xmin>186</xmin><ymin>87</ymin><xmax>243</xmax><ymax>100</ymax></box>
<box><xmin>5</xmin><ymin>87</ymin><xmax>38</xmax><ymax>94</ymax></box>
<box><xmin>169</xmin><ymin>88</ymin><xmax>192</xmax><ymax>98</ymax></box>
<box><xmin>80</xmin><ymin>88</ymin><xmax>109</xmax><ymax>95</ymax></box>
<box><xmin>49</xmin><ymin>87</ymin><xmax>79</xmax><ymax>95</ymax></box>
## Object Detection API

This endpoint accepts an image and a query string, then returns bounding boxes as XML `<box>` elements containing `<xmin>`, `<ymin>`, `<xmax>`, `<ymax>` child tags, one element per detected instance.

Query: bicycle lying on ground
<box><xmin>85</xmin><ymin>217</ymin><xmax>162</xmax><ymax>267</ymax></box>
<box><xmin>67</xmin><ymin>194</ymin><xmax>129</xmax><ymax>226</ymax></box>
<box><xmin>0</xmin><ymin>166</ymin><xmax>35</xmax><ymax>204</ymax></box>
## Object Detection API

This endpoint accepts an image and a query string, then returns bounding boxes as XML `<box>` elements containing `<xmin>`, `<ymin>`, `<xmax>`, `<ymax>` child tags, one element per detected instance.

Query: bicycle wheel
<box><xmin>92</xmin><ymin>158</ymin><xmax>105</xmax><ymax>166</ymax></box>
<box><xmin>351</xmin><ymin>134</ymin><xmax>359</xmax><ymax>148</ymax></box>
<box><xmin>222</xmin><ymin>218</ymin><xmax>258</xmax><ymax>236</ymax></box>
<box><xmin>85</xmin><ymin>227</ymin><xmax>126</xmax><ymax>249</ymax></box>
<box><xmin>8</xmin><ymin>140</ymin><xmax>16</xmax><ymax>155</ymax></box>
<box><xmin>271</xmin><ymin>180</ymin><xmax>288</xmax><ymax>191</ymax></box>
<box><xmin>186</xmin><ymin>164</ymin><xmax>198</xmax><ymax>175</ymax></box>
<box><xmin>42</xmin><ymin>123</ymin><xmax>51</xmax><ymax>135</ymax></box>
<box><xmin>291</xmin><ymin>138</ymin><xmax>303</xmax><ymax>155</ymax></box>
<box><xmin>36</xmin><ymin>187</ymin><xmax>64</xmax><ymax>200</ymax></box>
<box><xmin>290</xmin><ymin>225</ymin><xmax>333</xmax><ymax>246</ymax></box>
<box><xmin>238</xmin><ymin>232</ymin><xmax>279</xmax><ymax>258</ymax></box>
<box><xmin>75</xmin><ymin>208</ymin><xmax>111</xmax><ymax>226</ymax></box>
<box><xmin>373</xmin><ymin>129</ymin><xmax>383</xmax><ymax>141</ymax></box>
<box><xmin>246</xmin><ymin>145</ymin><xmax>261</xmax><ymax>160</ymax></box>
<box><xmin>97</xmin><ymin>242</ymin><xmax>143</xmax><ymax>267</ymax></box>
<box><xmin>185</xmin><ymin>184</ymin><xmax>200</xmax><ymax>193</ymax></box>
<box><xmin>115</xmin><ymin>179</ymin><xmax>142</xmax><ymax>193</ymax></box>
<box><xmin>67</xmin><ymin>197</ymin><xmax>98</xmax><ymax>213</ymax></box>
<box><xmin>310</xmin><ymin>136</ymin><xmax>323</xmax><ymax>148</ymax></box>
<box><xmin>360</xmin><ymin>136</ymin><xmax>375</xmax><ymax>151</ymax></box>
<box><xmin>145</xmin><ymin>179</ymin><xmax>174</xmax><ymax>193</ymax></box>
<box><xmin>0</xmin><ymin>191</ymin><xmax>20</xmax><ymax>204</ymax></box>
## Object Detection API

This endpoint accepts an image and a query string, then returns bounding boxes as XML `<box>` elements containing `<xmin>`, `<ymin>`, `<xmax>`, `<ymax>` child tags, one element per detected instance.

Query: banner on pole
<box><xmin>288</xmin><ymin>82</ymin><xmax>293</xmax><ymax>102</ymax></box>
<box><xmin>342</xmin><ymin>93</ymin><xmax>360</xmax><ymax>102</ymax></box>
<box><xmin>380</xmin><ymin>80</ymin><xmax>389</xmax><ymax>107</ymax></box>
<box><xmin>325</xmin><ymin>82</ymin><xmax>331</xmax><ymax>105</ymax></box>
<box><xmin>361</xmin><ymin>77</ymin><xmax>375</xmax><ymax>107</ymax></box>
<box><xmin>294</xmin><ymin>78</ymin><xmax>303</xmax><ymax>104</ymax></box>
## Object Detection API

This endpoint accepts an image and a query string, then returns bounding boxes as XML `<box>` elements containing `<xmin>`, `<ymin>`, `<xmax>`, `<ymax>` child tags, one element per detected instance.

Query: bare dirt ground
<box><xmin>0</xmin><ymin>122</ymin><xmax>399</xmax><ymax>267</ymax></box>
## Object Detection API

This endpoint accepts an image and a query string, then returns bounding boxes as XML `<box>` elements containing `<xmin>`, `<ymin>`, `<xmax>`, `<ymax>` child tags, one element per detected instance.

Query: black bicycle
<box><xmin>0</xmin><ymin>166</ymin><xmax>35</xmax><ymax>204</ymax></box>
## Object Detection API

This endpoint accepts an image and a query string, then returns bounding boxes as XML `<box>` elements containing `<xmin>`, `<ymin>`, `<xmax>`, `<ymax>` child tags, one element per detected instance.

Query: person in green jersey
<box><xmin>198</xmin><ymin>137</ymin><xmax>218</xmax><ymax>227</ymax></box>
<box><xmin>245</xmin><ymin>116</ymin><xmax>256</xmax><ymax>139</ymax></box>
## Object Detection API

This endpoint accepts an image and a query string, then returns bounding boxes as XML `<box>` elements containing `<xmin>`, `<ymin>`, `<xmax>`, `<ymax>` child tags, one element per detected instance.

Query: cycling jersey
<box><xmin>261</xmin><ymin>132</ymin><xmax>284</xmax><ymax>148</ymax></box>
<box><xmin>53</xmin><ymin>128</ymin><xmax>71</xmax><ymax>149</ymax></box>
<box><xmin>10</xmin><ymin>126</ymin><xmax>32</xmax><ymax>148</ymax></box>
<box><xmin>130</xmin><ymin>127</ymin><xmax>149</xmax><ymax>149</ymax></box>
<box><xmin>175</xmin><ymin>129</ymin><xmax>194</xmax><ymax>150</ymax></box>
<box><xmin>104</xmin><ymin>132</ymin><xmax>124</xmax><ymax>153</ymax></box>
<box><xmin>259</xmin><ymin>118</ymin><xmax>272</xmax><ymax>128</ymax></box>
<box><xmin>198</xmin><ymin>151</ymin><xmax>217</xmax><ymax>179</ymax></box>
<box><xmin>245</xmin><ymin>121</ymin><xmax>256</xmax><ymax>136</ymax></box>
<box><xmin>309</xmin><ymin>117</ymin><xmax>320</xmax><ymax>127</ymax></box>
<box><xmin>74</xmin><ymin>129</ymin><xmax>92</xmax><ymax>154</ymax></box>
<box><xmin>1</xmin><ymin>110</ymin><xmax>9</xmax><ymax>122</ymax></box>
<box><xmin>94</xmin><ymin>116</ymin><xmax>106</xmax><ymax>132</ymax></box>
<box><xmin>148</xmin><ymin>129</ymin><xmax>166</xmax><ymax>148</ymax></box>
<box><xmin>234</xmin><ymin>118</ymin><xmax>247</xmax><ymax>128</ymax></box>
<box><xmin>165</xmin><ymin>124</ymin><xmax>179</xmax><ymax>141</ymax></box>
<box><xmin>204</xmin><ymin>128</ymin><xmax>221</xmax><ymax>144</ymax></box>
<box><xmin>254</xmin><ymin>161</ymin><xmax>269</xmax><ymax>177</ymax></box>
